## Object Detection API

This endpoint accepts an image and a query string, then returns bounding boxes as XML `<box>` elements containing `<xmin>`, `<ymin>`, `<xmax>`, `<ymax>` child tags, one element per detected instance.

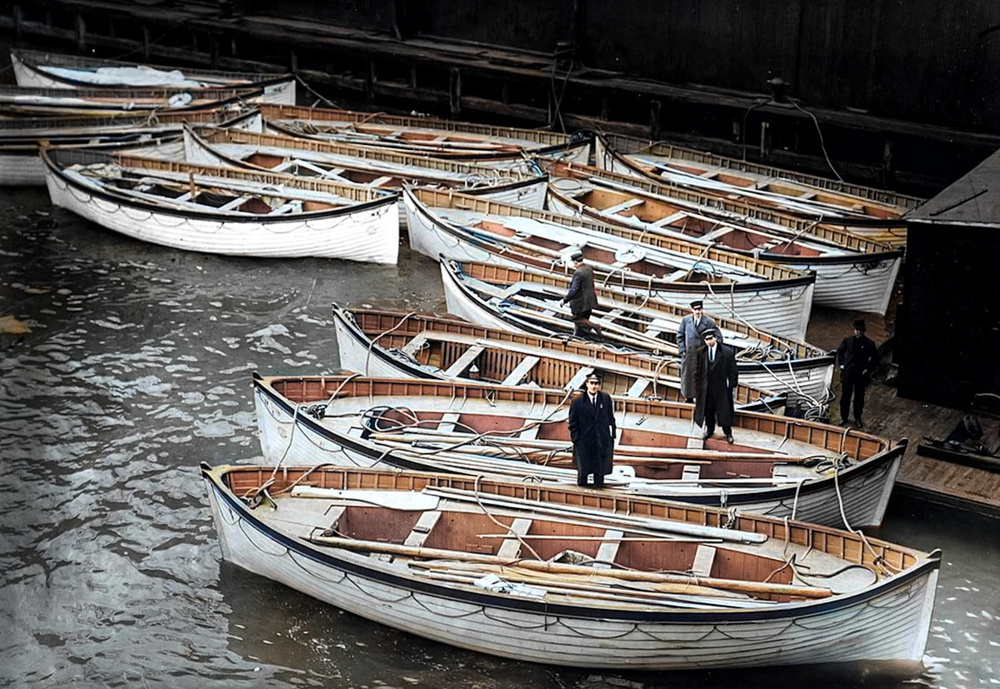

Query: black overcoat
<box><xmin>563</xmin><ymin>265</ymin><xmax>598</xmax><ymax>316</ymax></box>
<box><xmin>567</xmin><ymin>391</ymin><xmax>616</xmax><ymax>476</ymax></box>
<box><xmin>693</xmin><ymin>343</ymin><xmax>739</xmax><ymax>428</ymax></box>
<box><xmin>836</xmin><ymin>333</ymin><xmax>878</xmax><ymax>385</ymax></box>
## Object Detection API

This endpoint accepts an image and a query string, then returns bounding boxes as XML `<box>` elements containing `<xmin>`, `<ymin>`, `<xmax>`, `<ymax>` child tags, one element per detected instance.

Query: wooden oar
<box><xmin>289</xmin><ymin>486</ymin><xmax>440</xmax><ymax>510</ymax></box>
<box><xmin>412</xmin><ymin>568</ymin><xmax>763</xmax><ymax>609</ymax></box>
<box><xmin>474</xmin><ymin>533</ymin><xmax>708</xmax><ymax>542</ymax></box>
<box><xmin>421</xmin><ymin>486</ymin><xmax>768</xmax><ymax>544</ymax></box>
<box><xmin>418</xmin><ymin>561</ymin><xmax>749</xmax><ymax>598</ymax></box>
<box><xmin>306</xmin><ymin>534</ymin><xmax>832</xmax><ymax>599</ymax></box>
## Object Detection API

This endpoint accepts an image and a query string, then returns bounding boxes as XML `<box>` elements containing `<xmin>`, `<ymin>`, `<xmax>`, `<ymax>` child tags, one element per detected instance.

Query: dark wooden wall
<box><xmin>7</xmin><ymin>0</ymin><xmax>999</xmax><ymax>195</ymax></box>
<box><xmin>896</xmin><ymin>223</ymin><xmax>1000</xmax><ymax>408</ymax></box>
<box><xmin>253</xmin><ymin>0</ymin><xmax>1000</xmax><ymax>134</ymax></box>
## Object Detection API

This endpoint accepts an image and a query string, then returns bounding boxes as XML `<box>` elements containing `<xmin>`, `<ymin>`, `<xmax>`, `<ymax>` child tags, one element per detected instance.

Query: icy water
<box><xmin>1</xmin><ymin>186</ymin><xmax>998</xmax><ymax>689</ymax></box>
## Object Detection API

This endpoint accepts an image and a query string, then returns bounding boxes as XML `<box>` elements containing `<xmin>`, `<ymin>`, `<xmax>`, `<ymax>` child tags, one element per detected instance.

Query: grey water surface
<box><xmin>1</xmin><ymin>186</ymin><xmax>997</xmax><ymax>689</ymax></box>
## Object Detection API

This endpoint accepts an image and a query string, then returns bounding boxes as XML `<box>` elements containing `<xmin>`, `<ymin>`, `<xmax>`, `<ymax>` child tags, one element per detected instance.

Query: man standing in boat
<box><xmin>568</xmin><ymin>371</ymin><xmax>617</xmax><ymax>488</ymax></box>
<box><xmin>676</xmin><ymin>299</ymin><xmax>719</xmax><ymax>402</ymax></box>
<box><xmin>836</xmin><ymin>318</ymin><xmax>879</xmax><ymax>429</ymax></box>
<box><xmin>695</xmin><ymin>330</ymin><xmax>738</xmax><ymax>444</ymax></box>
<box><xmin>561</xmin><ymin>250</ymin><xmax>603</xmax><ymax>338</ymax></box>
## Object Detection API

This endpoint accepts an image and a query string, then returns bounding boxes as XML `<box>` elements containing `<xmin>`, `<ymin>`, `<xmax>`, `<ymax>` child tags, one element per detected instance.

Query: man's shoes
<box><xmin>840</xmin><ymin>419</ymin><xmax>851</xmax><ymax>427</ymax></box>
<box><xmin>593</xmin><ymin>480</ymin><xmax>604</xmax><ymax>489</ymax></box>
<box><xmin>685</xmin><ymin>398</ymin><xmax>694</xmax><ymax>404</ymax></box>
<box><xmin>855</xmin><ymin>420</ymin><xmax>864</xmax><ymax>429</ymax></box>
<box><xmin>702</xmin><ymin>430</ymin><xmax>714</xmax><ymax>440</ymax></box>
<box><xmin>725</xmin><ymin>434</ymin><xmax>735</xmax><ymax>444</ymax></box>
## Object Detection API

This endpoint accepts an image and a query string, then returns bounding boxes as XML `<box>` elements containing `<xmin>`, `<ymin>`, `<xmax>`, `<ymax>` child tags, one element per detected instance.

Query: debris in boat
<box><xmin>473</xmin><ymin>573</ymin><xmax>546</xmax><ymax>598</ymax></box>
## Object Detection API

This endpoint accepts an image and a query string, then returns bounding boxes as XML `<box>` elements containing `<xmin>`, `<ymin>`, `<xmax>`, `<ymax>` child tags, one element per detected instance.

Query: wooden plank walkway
<box><xmin>807</xmin><ymin>305</ymin><xmax>1000</xmax><ymax>515</ymax></box>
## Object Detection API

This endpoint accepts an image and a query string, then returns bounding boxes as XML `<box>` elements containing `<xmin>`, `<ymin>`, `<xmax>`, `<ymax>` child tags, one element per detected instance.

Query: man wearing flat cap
<box><xmin>676</xmin><ymin>299</ymin><xmax>719</xmax><ymax>402</ymax></box>
<box><xmin>836</xmin><ymin>318</ymin><xmax>878</xmax><ymax>429</ymax></box>
<box><xmin>568</xmin><ymin>371</ymin><xmax>617</xmax><ymax>488</ymax></box>
<box><xmin>561</xmin><ymin>250</ymin><xmax>602</xmax><ymax>338</ymax></box>
<box><xmin>694</xmin><ymin>329</ymin><xmax>738</xmax><ymax>443</ymax></box>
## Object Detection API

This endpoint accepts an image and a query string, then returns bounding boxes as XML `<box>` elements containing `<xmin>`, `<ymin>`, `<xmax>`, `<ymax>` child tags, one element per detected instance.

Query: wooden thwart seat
<box><xmin>651</xmin><ymin>210</ymin><xmax>688</xmax><ymax>227</ymax></box>
<box><xmin>604</xmin><ymin>198</ymin><xmax>644</xmax><ymax>215</ymax></box>
<box><xmin>691</xmin><ymin>545</ymin><xmax>717</xmax><ymax>577</ymax></box>
<box><xmin>501</xmin><ymin>355</ymin><xmax>540</xmax><ymax>386</ymax></box>
<box><xmin>518</xmin><ymin>425</ymin><xmax>540</xmax><ymax>440</ymax></box>
<box><xmin>496</xmin><ymin>518</ymin><xmax>533</xmax><ymax>560</ymax></box>
<box><xmin>326</xmin><ymin>505</ymin><xmax>346</xmax><ymax>529</ymax></box>
<box><xmin>626</xmin><ymin>377</ymin><xmax>651</xmax><ymax>398</ymax></box>
<box><xmin>592</xmin><ymin>529</ymin><xmax>624</xmax><ymax>570</ymax></box>
<box><xmin>682</xmin><ymin>464</ymin><xmax>702</xmax><ymax>482</ymax></box>
<box><xmin>437</xmin><ymin>412</ymin><xmax>461</xmax><ymax>433</ymax></box>
<box><xmin>443</xmin><ymin>344</ymin><xmax>485</xmax><ymax>377</ymax></box>
<box><xmin>564</xmin><ymin>366</ymin><xmax>595</xmax><ymax>391</ymax></box>
<box><xmin>401</xmin><ymin>332</ymin><xmax>429</xmax><ymax>357</ymax></box>
<box><xmin>402</xmin><ymin>510</ymin><xmax>441</xmax><ymax>549</ymax></box>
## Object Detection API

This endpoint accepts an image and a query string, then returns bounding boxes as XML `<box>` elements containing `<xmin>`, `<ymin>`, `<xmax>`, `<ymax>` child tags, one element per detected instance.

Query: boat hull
<box><xmin>43</xmin><ymin>162</ymin><xmax>400</xmax><ymax>262</ymax></box>
<box><xmin>11</xmin><ymin>50</ymin><xmax>297</xmax><ymax>104</ymax></box>
<box><xmin>205</xmin><ymin>469</ymin><xmax>937</xmax><ymax>669</ymax></box>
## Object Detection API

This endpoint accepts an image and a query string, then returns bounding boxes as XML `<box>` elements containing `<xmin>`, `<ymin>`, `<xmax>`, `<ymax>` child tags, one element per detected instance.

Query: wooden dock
<box><xmin>807</xmin><ymin>306</ymin><xmax>1000</xmax><ymax>516</ymax></box>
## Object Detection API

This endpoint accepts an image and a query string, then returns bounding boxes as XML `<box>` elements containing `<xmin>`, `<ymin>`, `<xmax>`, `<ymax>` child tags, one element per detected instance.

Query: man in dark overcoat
<box><xmin>836</xmin><ymin>318</ymin><xmax>879</xmax><ymax>429</ymax></box>
<box><xmin>561</xmin><ymin>251</ymin><xmax>602</xmax><ymax>338</ymax></box>
<box><xmin>567</xmin><ymin>371</ymin><xmax>617</xmax><ymax>487</ymax></box>
<box><xmin>694</xmin><ymin>330</ymin><xmax>739</xmax><ymax>443</ymax></box>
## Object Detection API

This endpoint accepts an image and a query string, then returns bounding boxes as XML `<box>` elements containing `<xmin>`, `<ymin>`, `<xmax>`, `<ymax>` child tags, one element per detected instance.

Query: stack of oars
<box><xmin>411</xmin><ymin>561</ymin><xmax>762</xmax><ymax>609</ymax></box>
<box><xmin>306</xmin><ymin>534</ymin><xmax>833</xmax><ymax>606</ymax></box>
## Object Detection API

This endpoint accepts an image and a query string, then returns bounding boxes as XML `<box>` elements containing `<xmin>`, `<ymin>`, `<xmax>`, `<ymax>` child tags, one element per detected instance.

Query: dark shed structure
<box><xmin>897</xmin><ymin>152</ymin><xmax>1000</xmax><ymax>408</ymax></box>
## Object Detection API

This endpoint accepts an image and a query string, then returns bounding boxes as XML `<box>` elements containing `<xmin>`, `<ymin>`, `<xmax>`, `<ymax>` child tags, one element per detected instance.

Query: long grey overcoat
<box><xmin>676</xmin><ymin>314</ymin><xmax>719</xmax><ymax>398</ymax></box>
